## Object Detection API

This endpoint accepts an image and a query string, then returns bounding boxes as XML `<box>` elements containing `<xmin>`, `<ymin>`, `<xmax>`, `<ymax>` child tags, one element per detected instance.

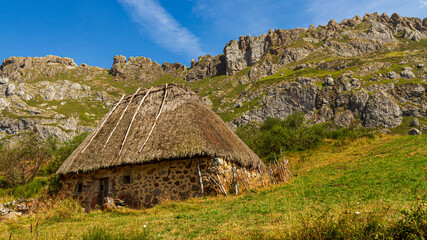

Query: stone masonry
<box><xmin>60</xmin><ymin>158</ymin><xmax>213</xmax><ymax>208</ymax></box>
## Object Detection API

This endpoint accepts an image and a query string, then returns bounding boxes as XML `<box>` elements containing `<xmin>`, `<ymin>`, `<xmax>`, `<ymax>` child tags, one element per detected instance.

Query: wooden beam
<box><xmin>244</xmin><ymin>168</ymin><xmax>251</xmax><ymax>189</ymax></box>
<box><xmin>139</xmin><ymin>84</ymin><xmax>168</xmax><ymax>152</ymax></box>
<box><xmin>236</xmin><ymin>168</ymin><xmax>249</xmax><ymax>191</ymax></box>
<box><xmin>205</xmin><ymin>173</ymin><xmax>221</xmax><ymax>195</ymax></box>
<box><xmin>196</xmin><ymin>159</ymin><xmax>204</xmax><ymax>196</ymax></box>
<box><xmin>119</xmin><ymin>87</ymin><xmax>152</xmax><ymax>156</ymax></box>
<box><xmin>103</xmin><ymin>88</ymin><xmax>140</xmax><ymax>151</ymax></box>
<box><xmin>258</xmin><ymin>164</ymin><xmax>265</xmax><ymax>187</ymax></box>
<box><xmin>81</xmin><ymin>94</ymin><xmax>125</xmax><ymax>153</ymax></box>
<box><xmin>232</xmin><ymin>164</ymin><xmax>239</xmax><ymax>195</ymax></box>
<box><xmin>216</xmin><ymin>172</ymin><xmax>228</xmax><ymax>197</ymax></box>
<box><xmin>206</xmin><ymin>173</ymin><xmax>226</xmax><ymax>196</ymax></box>
<box><xmin>268</xmin><ymin>163</ymin><xmax>274</xmax><ymax>184</ymax></box>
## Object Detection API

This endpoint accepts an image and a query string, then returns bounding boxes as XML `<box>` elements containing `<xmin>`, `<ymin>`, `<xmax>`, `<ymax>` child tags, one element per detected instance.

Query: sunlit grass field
<box><xmin>1</xmin><ymin>135</ymin><xmax>426</xmax><ymax>239</ymax></box>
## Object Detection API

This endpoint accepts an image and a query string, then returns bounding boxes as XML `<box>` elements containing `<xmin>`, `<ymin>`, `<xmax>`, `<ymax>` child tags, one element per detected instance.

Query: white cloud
<box><xmin>117</xmin><ymin>0</ymin><xmax>204</xmax><ymax>59</ymax></box>
<box><xmin>420</xmin><ymin>0</ymin><xmax>427</xmax><ymax>8</ymax></box>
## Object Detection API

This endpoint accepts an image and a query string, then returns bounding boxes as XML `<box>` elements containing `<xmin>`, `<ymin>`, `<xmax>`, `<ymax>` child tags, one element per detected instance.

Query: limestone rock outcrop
<box><xmin>363</xmin><ymin>91</ymin><xmax>402</xmax><ymax>128</ymax></box>
<box><xmin>185</xmin><ymin>55</ymin><xmax>226</xmax><ymax>82</ymax></box>
<box><xmin>0</xmin><ymin>55</ymin><xmax>77</xmax><ymax>81</ymax></box>
<box><xmin>110</xmin><ymin>55</ymin><xmax>165</xmax><ymax>82</ymax></box>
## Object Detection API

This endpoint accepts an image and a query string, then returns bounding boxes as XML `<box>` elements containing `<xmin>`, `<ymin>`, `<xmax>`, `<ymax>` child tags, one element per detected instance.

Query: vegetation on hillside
<box><xmin>236</xmin><ymin>112</ymin><xmax>374</xmax><ymax>161</ymax></box>
<box><xmin>0</xmin><ymin>132</ymin><xmax>88</xmax><ymax>199</ymax></box>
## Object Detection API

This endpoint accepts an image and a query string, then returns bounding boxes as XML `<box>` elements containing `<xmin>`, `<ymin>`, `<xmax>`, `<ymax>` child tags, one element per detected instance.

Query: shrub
<box><xmin>38</xmin><ymin>132</ymin><xmax>89</xmax><ymax>176</ymax></box>
<box><xmin>11</xmin><ymin>178</ymin><xmax>46</xmax><ymax>198</ymax></box>
<box><xmin>236</xmin><ymin>112</ymin><xmax>374</xmax><ymax>162</ymax></box>
<box><xmin>0</xmin><ymin>134</ymin><xmax>53</xmax><ymax>187</ymax></box>
<box><xmin>0</xmin><ymin>132</ymin><xmax>88</xmax><ymax>198</ymax></box>
<box><xmin>0</xmin><ymin>175</ymin><xmax>8</xmax><ymax>188</ymax></box>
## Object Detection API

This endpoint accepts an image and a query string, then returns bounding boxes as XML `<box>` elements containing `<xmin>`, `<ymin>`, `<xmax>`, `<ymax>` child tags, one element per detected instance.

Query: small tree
<box><xmin>0</xmin><ymin>134</ymin><xmax>53</xmax><ymax>187</ymax></box>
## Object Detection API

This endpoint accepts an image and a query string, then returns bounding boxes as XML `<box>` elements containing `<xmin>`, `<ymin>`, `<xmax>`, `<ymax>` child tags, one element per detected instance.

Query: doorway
<box><xmin>99</xmin><ymin>177</ymin><xmax>109</xmax><ymax>204</ymax></box>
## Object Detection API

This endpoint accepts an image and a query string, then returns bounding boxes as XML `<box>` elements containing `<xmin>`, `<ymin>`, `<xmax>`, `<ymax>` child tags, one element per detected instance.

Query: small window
<box><xmin>123</xmin><ymin>175</ymin><xmax>131</xmax><ymax>184</ymax></box>
<box><xmin>76</xmin><ymin>183</ymin><xmax>83</xmax><ymax>193</ymax></box>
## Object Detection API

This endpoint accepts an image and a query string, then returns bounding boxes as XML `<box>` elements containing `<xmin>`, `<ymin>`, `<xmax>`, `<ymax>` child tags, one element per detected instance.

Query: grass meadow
<box><xmin>0</xmin><ymin>134</ymin><xmax>425</xmax><ymax>239</ymax></box>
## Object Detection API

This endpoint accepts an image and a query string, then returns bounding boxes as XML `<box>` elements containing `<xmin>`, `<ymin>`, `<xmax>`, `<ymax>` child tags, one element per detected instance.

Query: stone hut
<box><xmin>56</xmin><ymin>84</ymin><xmax>263</xmax><ymax>208</ymax></box>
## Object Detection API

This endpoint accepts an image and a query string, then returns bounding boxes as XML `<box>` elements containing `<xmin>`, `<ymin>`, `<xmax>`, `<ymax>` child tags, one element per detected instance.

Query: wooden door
<box><xmin>99</xmin><ymin>177</ymin><xmax>109</xmax><ymax>203</ymax></box>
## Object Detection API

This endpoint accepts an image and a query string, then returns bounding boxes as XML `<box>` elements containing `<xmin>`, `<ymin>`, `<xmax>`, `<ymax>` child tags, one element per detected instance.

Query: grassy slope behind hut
<box><xmin>1</xmin><ymin>134</ymin><xmax>426</xmax><ymax>239</ymax></box>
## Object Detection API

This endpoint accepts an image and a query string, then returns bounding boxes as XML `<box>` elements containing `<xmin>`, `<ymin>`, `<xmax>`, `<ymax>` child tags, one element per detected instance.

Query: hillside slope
<box><xmin>1</xmin><ymin>134</ymin><xmax>425</xmax><ymax>239</ymax></box>
<box><xmin>0</xmin><ymin>12</ymin><xmax>426</xmax><ymax>143</ymax></box>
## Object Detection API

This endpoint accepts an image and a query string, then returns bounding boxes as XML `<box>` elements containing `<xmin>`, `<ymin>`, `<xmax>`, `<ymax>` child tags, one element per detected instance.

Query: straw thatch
<box><xmin>57</xmin><ymin>84</ymin><xmax>263</xmax><ymax>176</ymax></box>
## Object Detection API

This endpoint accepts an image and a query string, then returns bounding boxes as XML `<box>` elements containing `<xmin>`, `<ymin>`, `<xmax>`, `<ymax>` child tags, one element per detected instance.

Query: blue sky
<box><xmin>0</xmin><ymin>0</ymin><xmax>425</xmax><ymax>68</ymax></box>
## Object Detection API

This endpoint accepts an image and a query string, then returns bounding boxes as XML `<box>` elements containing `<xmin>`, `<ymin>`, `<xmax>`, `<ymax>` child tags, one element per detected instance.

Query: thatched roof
<box><xmin>57</xmin><ymin>84</ymin><xmax>263</xmax><ymax>176</ymax></box>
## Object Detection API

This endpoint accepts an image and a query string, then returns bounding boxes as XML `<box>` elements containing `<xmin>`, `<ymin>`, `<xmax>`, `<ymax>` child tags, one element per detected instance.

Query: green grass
<box><xmin>389</xmin><ymin>116</ymin><xmax>427</xmax><ymax>135</ymax></box>
<box><xmin>143</xmin><ymin>74</ymin><xmax>187</xmax><ymax>88</ymax></box>
<box><xmin>1</xmin><ymin>135</ymin><xmax>425</xmax><ymax>239</ymax></box>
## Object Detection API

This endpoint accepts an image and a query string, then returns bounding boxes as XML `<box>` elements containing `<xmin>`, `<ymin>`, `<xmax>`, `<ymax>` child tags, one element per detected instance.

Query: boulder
<box><xmin>0</xmin><ymin>98</ymin><xmax>10</xmax><ymax>111</ymax></box>
<box><xmin>408</xmin><ymin>128</ymin><xmax>422</xmax><ymax>135</ymax></box>
<box><xmin>280</xmin><ymin>48</ymin><xmax>311</xmax><ymax>65</ymax></box>
<box><xmin>323</xmin><ymin>76</ymin><xmax>335</xmax><ymax>86</ymax></box>
<box><xmin>296</xmin><ymin>77</ymin><xmax>312</xmax><ymax>85</ymax></box>
<box><xmin>366</xmin><ymin>21</ymin><xmax>396</xmax><ymax>43</ymax></box>
<box><xmin>248</xmin><ymin>34</ymin><xmax>269</xmax><ymax>65</ymax></box>
<box><xmin>294</xmin><ymin>63</ymin><xmax>313</xmax><ymax>70</ymax></box>
<box><xmin>34</xmin><ymin>124</ymin><xmax>72</xmax><ymax>141</ymax></box>
<box><xmin>161</xmin><ymin>62</ymin><xmax>185</xmax><ymax>74</ymax></box>
<box><xmin>400</xmin><ymin>70</ymin><xmax>415</xmax><ymax>79</ymax></box>
<box><xmin>0</xmin><ymin>55</ymin><xmax>76</xmax><ymax>81</ymax></box>
<box><xmin>402</xmin><ymin>28</ymin><xmax>426</xmax><ymax>42</ymax></box>
<box><xmin>202</xmin><ymin>96</ymin><xmax>213</xmax><ymax>106</ymax></box>
<box><xmin>60</xmin><ymin>117</ymin><xmax>78</xmax><ymax>131</ymax></box>
<box><xmin>6</xmin><ymin>83</ymin><xmax>15</xmax><ymax>96</ymax></box>
<box><xmin>387</xmin><ymin>71</ymin><xmax>400</xmax><ymax>79</ymax></box>
<box><xmin>410</xmin><ymin>118</ymin><xmax>420</xmax><ymax>127</ymax></box>
<box><xmin>335</xmin><ymin>74</ymin><xmax>361</xmax><ymax>93</ymax></box>
<box><xmin>333</xmin><ymin>110</ymin><xmax>355</xmax><ymax>128</ymax></box>
<box><xmin>363</xmin><ymin>90</ymin><xmax>402</xmax><ymax>128</ymax></box>
<box><xmin>327</xmin><ymin>19</ymin><xmax>341</xmax><ymax>31</ymax></box>
<box><xmin>349</xmin><ymin>89</ymin><xmax>369</xmax><ymax>115</ymax></box>
<box><xmin>0</xmin><ymin>77</ymin><xmax>9</xmax><ymax>85</ymax></box>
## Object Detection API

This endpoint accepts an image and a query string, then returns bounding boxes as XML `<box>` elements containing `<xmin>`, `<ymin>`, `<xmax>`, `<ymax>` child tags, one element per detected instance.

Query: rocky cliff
<box><xmin>0</xmin><ymin>12</ymin><xmax>426</xmax><ymax>144</ymax></box>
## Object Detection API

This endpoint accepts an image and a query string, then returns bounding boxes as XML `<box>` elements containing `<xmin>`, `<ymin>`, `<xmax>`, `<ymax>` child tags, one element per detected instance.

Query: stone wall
<box><xmin>60</xmin><ymin>157</ymin><xmax>270</xmax><ymax>209</ymax></box>
<box><xmin>60</xmin><ymin>158</ymin><xmax>212</xmax><ymax>208</ymax></box>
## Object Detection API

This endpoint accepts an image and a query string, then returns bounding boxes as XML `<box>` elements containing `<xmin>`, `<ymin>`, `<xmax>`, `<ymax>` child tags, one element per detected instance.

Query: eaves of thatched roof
<box><xmin>57</xmin><ymin>84</ymin><xmax>263</xmax><ymax>176</ymax></box>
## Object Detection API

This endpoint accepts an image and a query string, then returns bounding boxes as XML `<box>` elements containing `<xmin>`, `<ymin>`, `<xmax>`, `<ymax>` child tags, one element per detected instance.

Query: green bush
<box><xmin>11</xmin><ymin>178</ymin><xmax>46</xmax><ymax>198</ymax></box>
<box><xmin>0</xmin><ymin>132</ymin><xmax>88</xmax><ymax>199</ymax></box>
<box><xmin>47</xmin><ymin>175</ymin><xmax>60</xmax><ymax>194</ymax></box>
<box><xmin>236</xmin><ymin>112</ymin><xmax>374</xmax><ymax>161</ymax></box>
<box><xmin>38</xmin><ymin>132</ymin><xmax>89</xmax><ymax>176</ymax></box>
<box><xmin>0</xmin><ymin>175</ymin><xmax>8</xmax><ymax>188</ymax></box>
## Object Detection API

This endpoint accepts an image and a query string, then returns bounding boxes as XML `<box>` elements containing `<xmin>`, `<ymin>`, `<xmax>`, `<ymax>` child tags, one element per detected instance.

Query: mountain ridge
<box><xmin>0</xmin><ymin>12</ymin><xmax>426</xmax><ymax>144</ymax></box>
